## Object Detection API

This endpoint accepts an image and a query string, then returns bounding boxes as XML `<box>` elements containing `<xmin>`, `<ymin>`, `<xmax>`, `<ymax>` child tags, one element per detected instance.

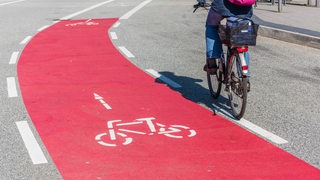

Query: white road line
<box><xmin>109</xmin><ymin>32</ymin><xmax>118</xmax><ymax>40</ymax></box>
<box><xmin>7</xmin><ymin>77</ymin><xmax>18</xmax><ymax>97</ymax></box>
<box><xmin>118</xmin><ymin>46</ymin><xmax>135</xmax><ymax>58</ymax></box>
<box><xmin>212</xmin><ymin>104</ymin><xmax>288</xmax><ymax>144</ymax></box>
<box><xmin>60</xmin><ymin>0</ymin><xmax>115</xmax><ymax>20</ymax></box>
<box><xmin>145</xmin><ymin>69</ymin><xmax>182</xmax><ymax>88</ymax></box>
<box><xmin>238</xmin><ymin>118</ymin><xmax>288</xmax><ymax>144</ymax></box>
<box><xmin>0</xmin><ymin>0</ymin><xmax>25</xmax><ymax>6</ymax></box>
<box><xmin>37</xmin><ymin>25</ymin><xmax>50</xmax><ymax>32</ymax></box>
<box><xmin>120</xmin><ymin>0</ymin><xmax>152</xmax><ymax>20</ymax></box>
<box><xmin>16</xmin><ymin>121</ymin><xmax>48</xmax><ymax>165</ymax></box>
<box><xmin>20</xmin><ymin>36</ymin><xmax>32</xmax><ymax>44</ymax></box>
<box><xmin>113</xmin><ymin>22</ymin><xmax>121</xmax><ymax>28</ymax></box>
<box><xmin>9</xmin><ymin>51</ymin><xmax>19</xmax><ymax>64</ymax></box>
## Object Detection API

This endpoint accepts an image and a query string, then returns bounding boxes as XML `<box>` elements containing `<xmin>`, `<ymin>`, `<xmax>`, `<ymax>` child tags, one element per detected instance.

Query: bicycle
<box><xmin>207</xmin><ymin>17</ymin><xmax>259</xmax><ymax>119</ymax></box>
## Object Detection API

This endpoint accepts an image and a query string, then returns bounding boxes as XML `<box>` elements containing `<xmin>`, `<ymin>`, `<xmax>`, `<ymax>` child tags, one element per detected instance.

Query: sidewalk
<box><xmin>252</xmin><ymin>2</ymin><xmax>320</xmax><ymax>49</ymax></box>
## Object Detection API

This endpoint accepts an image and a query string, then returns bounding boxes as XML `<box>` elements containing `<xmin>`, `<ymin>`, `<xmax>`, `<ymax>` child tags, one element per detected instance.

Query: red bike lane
<box><xmin>17</xmin><ymin>18</ymin><xmax>319</xmax><ymax>179</ymax></box>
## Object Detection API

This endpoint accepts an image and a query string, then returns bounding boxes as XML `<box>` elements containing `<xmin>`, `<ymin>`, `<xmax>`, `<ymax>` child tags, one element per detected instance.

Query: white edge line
<box><xmin>7</xmin><ymin>77</ymin><xmax>18</xmax><ymax>97</ymax></box>
<box><xmin>9</xmin><ymin>51</ymin><xmax>20</xmax><ymax>64</ymax></box>
<box><xmin>60</xmin><ymin>0</ymin><xmax>115</xmax><ymax>20</ymax></box>
<box><xmin>16</xmin><ymin>121</ymin><xmax>48</xmax><ymax>164</ymax></box>
<box><xmin>20</xmin><ymin>36</ymin><xmax>32</xmax><ymax>45</ymax></box>
<box><xmin>120</xmin><ymin>0</ymin><xmax>152</xmax><ymax>20</ymax></box>
<box><xmin>37</xmin><ymin>25</ymin><xmax>50</xmax><ymax>32</ymax></box>
<box><xmin>118</xmin><ymin>46</ymin><xmax>135</xmax><ymax>58</ymax></box>
<box><xmin>145</xmin><ymin>69</ymin><xmax>182</xmax><ymax>88</ymax></box>
<box><xmin>212</xmin><ymin>104</ymin><xmax>288</xmax><ymax>144</ymax></box>
<box><xmin>238</xmin><ymin>118</ymin><xmax>288</xmax><ymax>144</ymax></box>
<box><xmin>0</xmin><ymin>0</ymin><xmax>25</xmax><ymax>6</ymax></box>
<box><xmin>109</xmin><ymin>32</ymin><xmax>118</xmax><ymax>40</ymax></box>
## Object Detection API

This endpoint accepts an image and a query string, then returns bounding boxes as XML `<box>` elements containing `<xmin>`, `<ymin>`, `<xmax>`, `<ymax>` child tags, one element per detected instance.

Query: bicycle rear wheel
<box><xmin>207</xmin><ymin>58</ymin><xmax>222</xmax><ymax>99</ymax></box>
<box><xmin>228</xmin><ymin>53</ymin><xmax>247</xmax><ymax>119</ymax></box>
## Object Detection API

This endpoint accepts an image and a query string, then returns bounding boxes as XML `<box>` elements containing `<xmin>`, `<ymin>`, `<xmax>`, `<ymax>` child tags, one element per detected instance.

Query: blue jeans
<box><xmin>206</xmin><ymin>24</ymin><xmax>222</xmax><ymax>59</ymax></box>
<box><xmin>205</xmin><ymin>10</ymin><xmax>223</xmax><ymax>59</ymax></box>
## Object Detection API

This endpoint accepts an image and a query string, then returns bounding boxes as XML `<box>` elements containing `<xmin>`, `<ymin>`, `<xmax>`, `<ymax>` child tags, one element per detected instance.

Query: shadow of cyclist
<box><xmin>155</xmin><ymin>71</ymin><xmax>235</xmax><ymax>120</ymax></box>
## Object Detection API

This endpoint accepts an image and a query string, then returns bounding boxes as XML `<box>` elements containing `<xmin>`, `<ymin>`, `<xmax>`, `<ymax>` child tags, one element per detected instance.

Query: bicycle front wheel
<box><xmin>207</xmin><ymin>59</ymin><xmax>222</xmax><ymax>99</ymax></box>
<box><xmin>228</xmin><ymin>54</ymin><xmax>248</xmax><ymax>119</ymax></box>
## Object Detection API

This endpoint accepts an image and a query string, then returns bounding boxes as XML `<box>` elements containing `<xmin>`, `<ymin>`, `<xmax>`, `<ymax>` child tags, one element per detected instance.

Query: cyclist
<box><xmin>203</xmin><ymin>0</ymin><xmax>253</xmax><ymax>74</ymax></box>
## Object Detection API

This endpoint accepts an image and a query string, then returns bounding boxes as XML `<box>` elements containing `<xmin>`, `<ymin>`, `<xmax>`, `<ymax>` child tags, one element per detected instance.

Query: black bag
<box><xmin>219</xmin><ymin>17</ymin><xmax>259</xmax><ymax>46</ymax></box>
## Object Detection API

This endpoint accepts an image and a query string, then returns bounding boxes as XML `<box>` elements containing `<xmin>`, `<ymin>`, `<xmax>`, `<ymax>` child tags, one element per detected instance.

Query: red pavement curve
<box><xmin>18</xmin><ymin>18</ymin><xmax>319</xmax><ymax>179</ymax></box>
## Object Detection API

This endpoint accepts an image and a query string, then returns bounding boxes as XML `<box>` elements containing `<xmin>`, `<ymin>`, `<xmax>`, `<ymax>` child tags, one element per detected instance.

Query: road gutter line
<box><xmin>16</xmin><ymin>121</ymin><xmax>48</xmax><ymax>164</ymax></box>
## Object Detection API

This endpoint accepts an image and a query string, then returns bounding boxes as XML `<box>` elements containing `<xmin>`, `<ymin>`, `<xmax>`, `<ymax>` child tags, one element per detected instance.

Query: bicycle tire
<box><xmin>228</xmin><ymin>53</ymin><xmax>247</xmax><ymax>119</ymax></box>
<box><xmin>207</xmin><ymin>59</ymin><xmax>222</xmax><ymax>99</ymax></box>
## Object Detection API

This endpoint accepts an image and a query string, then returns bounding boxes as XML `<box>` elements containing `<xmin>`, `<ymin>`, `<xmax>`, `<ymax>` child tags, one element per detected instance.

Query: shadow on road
<box><xmin>155</xmin><ymin>71</ymin><xmax>235</xmax><ymax>120</ymax></box>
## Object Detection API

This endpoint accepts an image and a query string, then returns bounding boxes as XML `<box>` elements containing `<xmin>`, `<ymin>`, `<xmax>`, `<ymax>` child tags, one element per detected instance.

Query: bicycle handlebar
<box><xmin>193</xmin><ymin>2</ymin><xmax>211</xmax><ymax>13</ymax></box>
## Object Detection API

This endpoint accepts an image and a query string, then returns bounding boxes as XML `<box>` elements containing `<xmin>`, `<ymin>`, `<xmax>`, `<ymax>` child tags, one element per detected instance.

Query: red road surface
<box><xmin>17</xmin><ymin>18</ymin><xmax>320</xmax><ymax>179</ymax></box>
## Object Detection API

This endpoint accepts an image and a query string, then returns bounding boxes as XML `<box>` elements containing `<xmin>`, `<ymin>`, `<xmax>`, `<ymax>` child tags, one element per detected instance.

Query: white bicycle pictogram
<box><xmin>95</xmin><ymin>117</ymin><xmax>196</xmax><ymax>147</ymax></box>
<box><xmin>65</xmin><ymin>19</ymin><xmax>99</xmax><ymax>27</ymax></box>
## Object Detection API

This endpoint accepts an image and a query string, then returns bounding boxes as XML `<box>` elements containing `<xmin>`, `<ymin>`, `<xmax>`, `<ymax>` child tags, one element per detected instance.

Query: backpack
<box><xmin>228</xmin><ymin>0</ymin><xmax>256</xmax><ymax>6</ymax></box>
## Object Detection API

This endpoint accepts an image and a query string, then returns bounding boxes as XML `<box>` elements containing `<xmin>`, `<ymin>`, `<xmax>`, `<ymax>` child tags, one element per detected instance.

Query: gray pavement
<box><xmin>253</xmin><ymin>2</ymin><xmax>320</xmax><ymax>49</ymax></box>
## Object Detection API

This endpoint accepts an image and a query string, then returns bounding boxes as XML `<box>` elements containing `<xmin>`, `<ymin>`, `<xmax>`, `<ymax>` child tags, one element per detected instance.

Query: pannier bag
<box><xmin>218</xmin><ymin>17</ymin><xmax>259</xmax><ymax>46</ymax></box>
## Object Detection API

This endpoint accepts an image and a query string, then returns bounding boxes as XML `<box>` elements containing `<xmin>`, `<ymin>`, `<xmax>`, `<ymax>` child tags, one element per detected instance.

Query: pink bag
<box><xmin>228</xmin><ymin>0</ymin><xmax>256</xmax><ymax>6</ymax></box>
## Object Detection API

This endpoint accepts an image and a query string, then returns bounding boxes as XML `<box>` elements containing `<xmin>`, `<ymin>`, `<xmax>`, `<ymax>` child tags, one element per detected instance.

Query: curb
<box><xmin>258</xmin><ymin>26</ymin><xmax>320</xmax><ymax>50</ymax></box>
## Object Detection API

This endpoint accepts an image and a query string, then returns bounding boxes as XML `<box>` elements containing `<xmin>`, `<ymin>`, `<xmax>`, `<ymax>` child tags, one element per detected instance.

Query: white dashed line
<box><xmin>16</xmin><ymin>121</ymin><xmax>48</xmax><ymax>164</ymax></box>
<box><xmin>118</xmin><ymin>46</ymin><xmax>135</xmax><ymax>58</ymax></box>
<box><xmin>20</xmin><ymin>36</ymin><xmax>32</xmax><ymax>45</ymax></box>
<box><xmin>9</xmin><ymin>51</ymin><xmax>19</xmax><ymax>64</ymax></box>
<box><xmin>145</xmin><ymin>69</ymin><xmax>182</xmax><ymax>88</ymax></box>
<box><xmin>7</xmin><ymin>77</ymin><xmax>18</xmax><ymax>97</ymax></box>
<box><xmin>113</xmin><ymin>22</ymin><xmax>121</xmax><ymax>28</ymax></box>
<box><xmin>120</xmin><ymin>0</ymin><xmax>152</xmax><ymax>20</ymax></box>
<box><xmin>109</xmin><ymin>32</ymin><xmax>118</xmax><ymax>40</ymax></box>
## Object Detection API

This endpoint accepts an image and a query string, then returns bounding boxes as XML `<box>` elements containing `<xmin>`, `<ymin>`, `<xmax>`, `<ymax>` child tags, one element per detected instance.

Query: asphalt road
<box><xmin>0</xmin><ymin>0</ymin><xmax>319</xmax><ymax>178</ymax></box>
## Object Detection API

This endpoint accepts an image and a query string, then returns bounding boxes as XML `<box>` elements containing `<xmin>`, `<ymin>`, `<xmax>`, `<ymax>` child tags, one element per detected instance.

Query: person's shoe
<box><xmin>203</xmin><ymin>58</ymin><xmax>218</xmax><ymax>74</ymax></box>
<box><xmin>203</xmin><ymin>64</ymin><xmax>217</xmax><ymax>74</ymax></box>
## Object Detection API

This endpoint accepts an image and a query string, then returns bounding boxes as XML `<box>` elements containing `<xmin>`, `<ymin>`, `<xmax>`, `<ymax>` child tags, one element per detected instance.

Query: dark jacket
<box><xmin>211</xmin><ymin>0</ymin><xmax>253</xmax><ymax>18</ymax></box>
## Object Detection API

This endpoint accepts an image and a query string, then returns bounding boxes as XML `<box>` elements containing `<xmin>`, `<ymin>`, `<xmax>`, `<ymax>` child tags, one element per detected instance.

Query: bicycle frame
<box><xmin>220</xmin><ymin>45</ymin><xmax>249</xmax><ymax>86</ymax></box>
